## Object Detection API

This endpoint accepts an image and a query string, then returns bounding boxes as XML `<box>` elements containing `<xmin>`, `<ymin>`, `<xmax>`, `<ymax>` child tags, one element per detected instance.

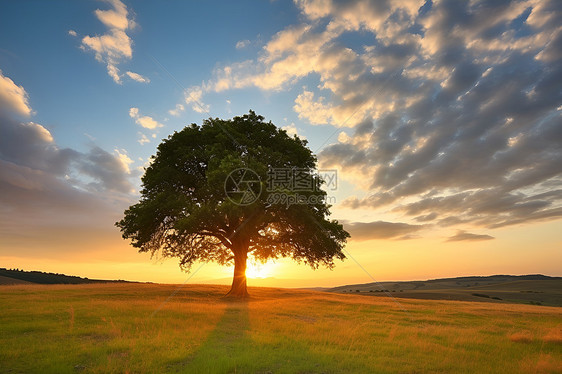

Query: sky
<box><xmin>0</xmin><ymin>0</ymin><xmax>561</xmax><ymax>287</ymax></box>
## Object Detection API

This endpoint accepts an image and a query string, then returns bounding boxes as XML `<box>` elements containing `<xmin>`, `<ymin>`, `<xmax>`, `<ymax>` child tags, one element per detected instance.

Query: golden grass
<box><xmin>0</xmin><ymin>283</ymin><xmax>561</xmax><ymax>373</ymax></box>
<box><xmin>509</xmin><ymin>331</ymin><xmax>534</xmax><ymax>343</ymax></box>
<box><xmin>543</xmin><ymin>327</ymin><xmax>562</xmax><ymax>344</ymax></box>
<box><xmin>535</xmin><ymin>354</ymin><xmax>562</xmax><ymax>373</ymax></box>
<box><xmin>520</xmin><ymin>354</ymin><xmax>562</xmax><ymax>374</ymax></box>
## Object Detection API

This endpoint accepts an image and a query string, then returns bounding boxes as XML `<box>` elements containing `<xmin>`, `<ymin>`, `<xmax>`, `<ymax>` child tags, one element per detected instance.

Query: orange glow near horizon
<box><xmin>1</xmin><ymin>220</ymin><xmax>561</xmax><ymax>288</ymax></box>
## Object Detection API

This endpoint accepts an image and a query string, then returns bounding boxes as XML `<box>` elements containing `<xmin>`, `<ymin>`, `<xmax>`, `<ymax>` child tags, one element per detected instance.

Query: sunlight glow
<box><xmin>246</xmin><ymin>261</ymin><xmax>276</xmax><ymax>279</ymax></box>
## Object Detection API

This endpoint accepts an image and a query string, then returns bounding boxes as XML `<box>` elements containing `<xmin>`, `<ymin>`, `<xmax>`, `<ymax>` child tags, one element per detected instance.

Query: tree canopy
<box><xmin>116</xmin><ymin>111</ymin><xmax>349</xmax><ymax>297</ymax></box>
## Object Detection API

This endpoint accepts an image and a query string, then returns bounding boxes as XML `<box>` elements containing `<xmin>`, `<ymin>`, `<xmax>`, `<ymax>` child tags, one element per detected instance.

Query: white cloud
<box><xmin>94</xmin><ymin>0</ymin><xmax>132</xmax><ymax>30</ymax></box>
<box><xmin>281</xmin><ymin>123</ymin><xmax>306</xmax><ymax>140</ymax></box>
<box><xmin>168</xmin><ymin>103</ymin><xmax>185</xmax><ymax>117</ymax></box>
<box><xmin>183</xmin><ymin>86</ymin><xmax>209</xmax><ymax>113</ymax></box>
<box><xmin>136</xmin><ymin>116</ymin><xmax>162</xmax><ymax>130</ymax></box>
<box><xmin>293</xmin><ymin>90</ymin><xmax>333</xmax><ymax>125</ymax></box>
<box><xmin>79</xmin><ymin>0</ymin><xmax>145</xmax><ymax>84</ymax></box>
<box><xmin>236</xmin><ymin>39</ymin><xmax>250</xmax><ymax>49</ymax></box>
<box><xmin>114</xmin><ymin>148</ymin><xmax>133</xmax><ymax>174</ymax></box>
<box><xmin>84</xmin><ymin>133</ymin><xmax>96</xmax><ymax>141</ymax></box>
<box><xmin>0</xmin><ymin>70</ymin><xmax>32</xmax><ymax>117</ymax></box>
<box><xmin>125</xmin><ymin>71</ymin><xmax>150</xmax><ymax>83</ymax></box>
<box><xmin>138</xmin><ymin>132</ymin><xmax>150</xmax><ymax>145</ymax></box>
<box><xmin>129</xmin><ymin>107</ymin><xmax>163</xmax><ymax>130</ymax></box>
<box><xmin>105</xmin><ymin>63</ymin><xmax>123</xmax><ymax>83</ymax></box>
<box><xmin>24</xmin><ymin>122</ymin><xmax>54</xmax><ymax>143</ymax></box>
<box><xmin>168</xmin><ymin>86</ymin><xmax>210</xmax><ymax>117</ymax></box>
<box><xmin>68</xmin><ymin>30</ymin><xmax>77</xmax><ymax>37</ymax></box>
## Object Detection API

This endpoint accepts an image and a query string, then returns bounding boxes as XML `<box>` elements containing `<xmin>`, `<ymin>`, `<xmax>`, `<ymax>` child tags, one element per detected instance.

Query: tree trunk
<box><xmin>226</xmin><ymin>249</ymin><xmax>249</xmax><ymax>298</ymax></box>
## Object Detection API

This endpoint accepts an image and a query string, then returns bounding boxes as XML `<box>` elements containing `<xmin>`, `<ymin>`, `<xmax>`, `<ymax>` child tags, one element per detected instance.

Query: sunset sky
<box><xmin>1</xmin><ymin>0</ymin><xmax>561</xmax><ymax>287</ymax></box>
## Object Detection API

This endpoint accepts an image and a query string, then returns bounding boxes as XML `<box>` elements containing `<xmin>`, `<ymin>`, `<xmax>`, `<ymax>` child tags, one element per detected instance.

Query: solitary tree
<box><xmin>116</xmin><ymin>111</ymin><xmax>349</xmax><ymax>297</ymax></box>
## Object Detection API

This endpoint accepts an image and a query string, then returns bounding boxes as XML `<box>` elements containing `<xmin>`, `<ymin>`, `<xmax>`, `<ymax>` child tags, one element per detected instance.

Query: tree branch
<box><xmin>200</xmin><ymin>230</ymin><xmax>233</xmax><ymax>249</ymax></box>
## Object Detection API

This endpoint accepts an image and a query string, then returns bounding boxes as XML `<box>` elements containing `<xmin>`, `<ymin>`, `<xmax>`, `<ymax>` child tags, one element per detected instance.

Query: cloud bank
<box><xmin>190</xmin><ymin>0</ymin><xmax>562</xmax><ymax>232</ymax></box>
<box><xmin>0</xmin><ymin>70</ymin><xmax>135</xmax><ymax>243</ymax></box>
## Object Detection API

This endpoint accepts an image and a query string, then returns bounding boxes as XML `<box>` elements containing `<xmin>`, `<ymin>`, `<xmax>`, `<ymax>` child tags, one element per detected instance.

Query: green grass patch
<box><xmin>0</xmin><ymin>283</ymin><xmax>561</xmax><ymax>373</ymax></box>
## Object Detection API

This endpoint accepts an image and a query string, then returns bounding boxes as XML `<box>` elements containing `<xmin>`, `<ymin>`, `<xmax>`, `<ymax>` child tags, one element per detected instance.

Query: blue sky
<box><xmin>1</xmin><ymin>1</ymin><xmax>302</xmax><ymax>161</ymax></box>
<box><xmin>1</xmin><ymin>0</ymin><xmax>561</xmax><ymax>285</ymax></box>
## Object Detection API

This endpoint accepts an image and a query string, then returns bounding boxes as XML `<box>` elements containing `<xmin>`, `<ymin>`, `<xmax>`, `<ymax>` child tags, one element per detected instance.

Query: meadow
<box><xmin>0</xmin><ymin>283</ymin><xmax>561</xmax><ymax>373</ymax></box>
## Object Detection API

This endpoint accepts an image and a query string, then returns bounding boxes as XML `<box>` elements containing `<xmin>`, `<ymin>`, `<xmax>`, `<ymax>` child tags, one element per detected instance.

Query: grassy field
<box><xmin>0</xmin><ymin>283</ymin><xmax>561</xmax><ymax>373</ymax></box>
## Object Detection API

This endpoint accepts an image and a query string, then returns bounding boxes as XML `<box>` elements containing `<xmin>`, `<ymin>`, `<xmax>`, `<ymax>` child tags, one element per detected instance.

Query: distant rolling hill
<box><xmin>328</xmin><ymin>274</ymin><xmax>562</xmax><ymax>307</ymax></box>
<box><xmin>0</xmin><ymin>268</ymin><xmax>132</xmax><ymax>285</ymax></box>
<box><xmin>0</xmin><ymin>274</ymin><xmax>33</xmax><ymax>285</ymax></box>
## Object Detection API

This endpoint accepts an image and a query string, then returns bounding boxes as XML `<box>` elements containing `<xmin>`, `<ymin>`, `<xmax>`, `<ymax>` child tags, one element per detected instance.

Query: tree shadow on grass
<box><xmin>178</xmin><ymin>299</ymin><xmax>251</xmax><ymax>373</ymax></box>
<box><xmin>173</xmin><ymin>298</ymin><xmax>366</xmax><ymax>374</ymax></box>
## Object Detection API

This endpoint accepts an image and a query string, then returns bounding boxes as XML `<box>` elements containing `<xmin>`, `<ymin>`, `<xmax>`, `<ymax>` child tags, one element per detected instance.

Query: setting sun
<box><xmin>245</xmin><ymin>261</ymin><xmax>277</xmax><ymax>279</ymax></box>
